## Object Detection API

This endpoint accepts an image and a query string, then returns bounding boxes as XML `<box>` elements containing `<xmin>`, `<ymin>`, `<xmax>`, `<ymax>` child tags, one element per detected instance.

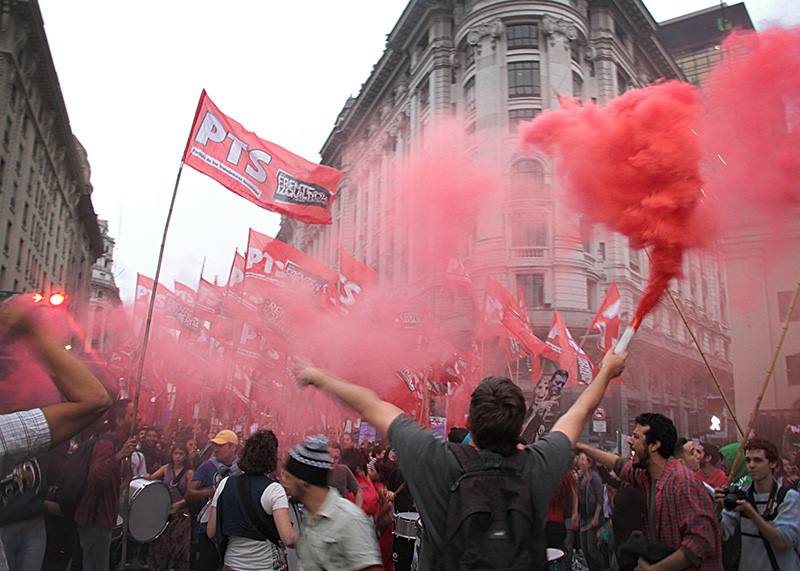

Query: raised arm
<box><xmin>551</xmin><ymin>352</ymin><xmax>626</xmax><ymax>446</ymax></box>
<box><xmin>298</xmin><ymin>367</ymin><xmax>404</xmax><ymax>437</ymax></box>
<box><xmin>1</xmin><ymin>306</ymin><xmax>112</xmax><ymax>448</ymax></box>
<box><xmin>575</xmin><ymin>442</ymin><xmax>621</xmax><ymax>472</ymax></box>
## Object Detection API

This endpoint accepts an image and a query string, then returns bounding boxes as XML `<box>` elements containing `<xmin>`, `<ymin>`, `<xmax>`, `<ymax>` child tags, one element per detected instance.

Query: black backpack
<box><xmin>49</xmin><ymin>435</ymin><xmax>113</xmax><ymax>519</ymax></box>
<box><xmin>443</xmin><ymin>444</ymin><xmax>543</xmax><ymax>571</ymax></box>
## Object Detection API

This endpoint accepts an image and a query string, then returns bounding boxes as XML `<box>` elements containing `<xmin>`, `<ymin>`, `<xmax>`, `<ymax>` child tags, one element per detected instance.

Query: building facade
<box><xmin>280</xmin><ymin>0</ymin><xmax>735</xmax><ymax>441</ymax></box>
<box><xmin>86</xmin><ymin>218</ymin><xmax>120</xmax><ymax>353</ymax></box>
<box><xmin>659</xmin><ymin>2</ymin><xmax>800</xmax><ymax>442</ymax></box>
<box><xmin>0</xmin><ymin>0</ymin><xmax>103</xmax><ymax>317</ymax></box>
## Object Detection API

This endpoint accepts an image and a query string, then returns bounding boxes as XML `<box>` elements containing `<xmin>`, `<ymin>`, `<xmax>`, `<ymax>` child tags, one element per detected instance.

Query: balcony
<box><xmin>510</xmin><ymin>246</ymin><xmax>548</xmax><ymax>259</ymax></box>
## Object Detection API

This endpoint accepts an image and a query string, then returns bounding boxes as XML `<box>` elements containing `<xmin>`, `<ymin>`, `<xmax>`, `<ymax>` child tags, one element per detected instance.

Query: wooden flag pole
<box><xmin>642</xmin><ymin>250</ymin><xmax>745</xmax><ymax>438</ymax></box>
<box><xmin>120</xmin><ymin>162</ymin><xmax>185</xmax><ymax>569</ymax></box>
<box><xmin>727</xmin><ymin>280</ymin><xmax>800</xmax><ymax>484</ymax></box>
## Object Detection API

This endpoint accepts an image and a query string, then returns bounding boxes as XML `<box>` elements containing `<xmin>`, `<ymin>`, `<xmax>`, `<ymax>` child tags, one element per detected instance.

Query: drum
<box><xmin>546</xmin><ymin>548</ymin><xmax>567</xmax><ymax>571</ymax></box>
<box><xmin>121</xmin><ymin>478</ymin><xmax>171</xmax><ymax>543</ymax></box>
<box><xmin>393</xmin><ymin>512</ymin><xmax>420</xmax><ymax>571</ymax></box>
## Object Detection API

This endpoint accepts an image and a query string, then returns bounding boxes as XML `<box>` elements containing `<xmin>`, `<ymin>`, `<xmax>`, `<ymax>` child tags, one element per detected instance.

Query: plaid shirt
<box><xmin>0</xmin><ymin>408</ymin><xmax>51</xmax><ymax>571</ymax></box>
<box><xmin>0</xmin><ymin>408</ymin><xmax>51</xmax><ymax>479</ymax></box>
<box><xmin>617</xmin><ymin>457</ymin><xmax>723</xmax><ymax>570</ymax></box>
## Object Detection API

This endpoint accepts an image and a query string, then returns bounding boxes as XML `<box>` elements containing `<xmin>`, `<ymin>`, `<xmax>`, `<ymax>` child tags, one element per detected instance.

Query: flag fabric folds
<box><xmin>183</xmin><ymin>90</ymin><xmax>343</xmax><ymax>224</ymax></box>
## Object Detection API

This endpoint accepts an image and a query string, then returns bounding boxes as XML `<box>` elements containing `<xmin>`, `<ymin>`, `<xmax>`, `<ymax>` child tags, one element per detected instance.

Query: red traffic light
<box><xmin>48</xmin><ymin>292</ymin><xmax>66</xmax><ymax>306</ymax></box>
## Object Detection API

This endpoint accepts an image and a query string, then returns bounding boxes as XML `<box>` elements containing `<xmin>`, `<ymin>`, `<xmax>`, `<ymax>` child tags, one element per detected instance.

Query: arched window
<box><xmin>510</xmin><ymin>159</ymin><xmax>545</xmax><ymax>197</ymax></box>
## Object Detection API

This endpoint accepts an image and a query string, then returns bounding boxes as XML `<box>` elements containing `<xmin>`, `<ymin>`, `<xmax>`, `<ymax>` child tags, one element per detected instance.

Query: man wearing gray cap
<box><xmin>283</xmin><ymin>435</ymin><xmax>382</xmax><ymax>571</ymax></box>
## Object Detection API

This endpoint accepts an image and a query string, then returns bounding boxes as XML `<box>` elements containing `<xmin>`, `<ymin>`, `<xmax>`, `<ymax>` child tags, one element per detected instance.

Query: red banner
<box><xmin>586</xmin><ymin>281</ymin><xmax>621</xmax><ymax>352</ymax></box>
<box><xmin>174</xmin><ymin>281</ymin><xmax>197</xmax><ymax>307</ymax></box>
<box><xmin>183</xmin><ymin>91</ymin><xmax>342</xmax><ymax>224</ymax></box>
<box><xmin>195</xmin><ymin>278</ymin><xmax>225</xmax><ymax>322</ymax></box>
<box><xmin>245</xmin><ymin>229</ymin><xmax>337</xmax><ymax>298</ymax></box>
<box><xmin>545</xmin><ymin>311</ymin><xmax>593</xmax><ymax>385</ymax></box>
<box><xmin>338</xmin><ymin>248</ymin><xmax>377</xmax><ymax>309</ymax></box>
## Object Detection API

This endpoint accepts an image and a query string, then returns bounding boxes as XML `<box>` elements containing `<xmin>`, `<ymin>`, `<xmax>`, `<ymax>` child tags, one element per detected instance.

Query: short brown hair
<box><xmin>469</xmin><ymin>377</ymin><xmax>526</xmax><ymax>456</ymax></box>
<box><xmin>745</xmin><ymin>437</ymin><xmax>779</xmax><ymax>464</ymax></box>
<box><xmin>239</xmin><ymin>430</ymin><xmax>279</xmax><ymax>475</ymax></box>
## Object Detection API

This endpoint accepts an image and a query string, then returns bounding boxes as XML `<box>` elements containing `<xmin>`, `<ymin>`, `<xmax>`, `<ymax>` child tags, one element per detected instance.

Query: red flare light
<box><xmin>48</xmin><ymin>292</ymin><xmax>66</xmax><ymax>306</ymax></box>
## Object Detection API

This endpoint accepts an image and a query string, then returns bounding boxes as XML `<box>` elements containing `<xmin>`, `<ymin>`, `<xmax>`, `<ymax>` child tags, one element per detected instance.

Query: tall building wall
<box><xmin>0</xmin><ymin>0</ymin><xmax>103</xmax><ymax>317</ymax></box>
<box><xmin>280</xmin><ymin>0</ymin><xmax>735</xmax><ymax>441</ymax></box>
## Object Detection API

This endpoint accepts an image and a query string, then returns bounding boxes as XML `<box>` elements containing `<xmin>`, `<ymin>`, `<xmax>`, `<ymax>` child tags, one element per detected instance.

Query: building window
<box><xmin>616</xmin><ymin>21</ymin><xmax>628</xmax><ymax>48</ymax></box>
<box><xmin>510</xmin><ymin>159</ymin><xmax>545</xmax><ymax>196</ymax></box>
<box><xmin>778</xmin><ymin>291</ymin><xmax>800</xmax><ymax>322</ymax></box>
<box><xmin>510</xmin><ymin>214</ymin><xmax>547</xmax><ymax>247</ymax></box>
<box><xmin>464</xmin><ymin>76</ymin><xmax>476</xmax><ymax>112</ymax></box>
<box><xmin>787</xmin><ymin>353</ymin><xmax>800</xmax><ymax>386</ymax></box>
<box><xmin>617</xmin><ymin>66</ymin><xmax>631</xmax><ymax>95</ymax></box>
<box><xmin>508</xmin><ymin>108</ymin><xmax>538</xmax><ymax>133</ymax></box>
<box><xmin>572</xmin><ymin>71</ymin><xmax>583</xmax><ymax>101</ymax></box>
<box><xmin>587</xmin><ymin>279</ymin><xmax>599</xmax><ymax>310</ymax></box>
<box><xmin>465</xmin><ymin>42</ymin><xmax>476</xmax><ymax>68</ymax></box>
<box><xmin>0</xmin><ymin>265</ymin><xmax>5</xmax><ymax>289</ymax></box>
<box><xmin>629</xmin><ymin>247</ymin><xmax>641</xmax><ymax>273</ymax></box>
<box><xmin>598</xmin><ymin>242</ymin><xmax>606</xmax><ymax>261</ymax></box>
<box><xmin>570</xmin><ymin>39</ymin><xmax>580</xmax><ymax>63</ymax></box>
<box><xmin>516</xmin><ymin>273</ymin><xmax>545</xmax><ymax>308</ymax></box>
<box><xmin>580</xmin><ymin>217</ymin><xmax>592</xmax><ymax>252</ymax></box>
<box><xmin>0</xmin><ymin>158</ymin><xmax>5</xmax><ymax>194</ymax></box>
<box><xmin>507</xmin><ymin>23</ymin><xmax>539</xmax><ymax>50</ymax></box>
<box><xmin>3</xmin><ymin>118</ymin><xmax>11</xmax><ymax>149</ymax></box>
<box><xmin>22</xmin><ymin>202</ymin><xmax>29</xmax><ymax>229</ymax></box>
<box><xmin>10</xmin><ymin>82</ymin><xmax>17</xmax><ymax>109</ymax></box>
<box><xmin>508</xmin><ymin>61</ymin><xmax>541</xmax><ymax>98</ymax></box>
<box><xmin>419</xmin><ymin>75</ymin><xmax>430</xmax><ymax>110</ymax></box>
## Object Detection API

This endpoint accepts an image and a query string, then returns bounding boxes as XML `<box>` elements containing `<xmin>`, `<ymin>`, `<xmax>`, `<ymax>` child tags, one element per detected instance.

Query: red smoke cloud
<box><xmin>520</xmin><ymin>81</ymin><xmax>706</xmax><ymax>327</ymax></box>
<box><xmin>699</xmin><ymin>27</ymin><xmax>800</xmax><ymax>236</ymax></box>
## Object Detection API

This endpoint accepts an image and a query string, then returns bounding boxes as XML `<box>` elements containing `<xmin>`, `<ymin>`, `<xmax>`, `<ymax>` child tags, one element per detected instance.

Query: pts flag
<box><xmin>183</xmin><ymin>91</ymin><xmax>342</xmax><ymax>224</ymax></box>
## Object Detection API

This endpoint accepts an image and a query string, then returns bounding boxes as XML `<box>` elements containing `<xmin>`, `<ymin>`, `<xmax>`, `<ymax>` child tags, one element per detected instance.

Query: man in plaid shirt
<box><xmin>578</xmin><ymin>413</ymin><xmax>722</xmax><ymax>570</ymax></box>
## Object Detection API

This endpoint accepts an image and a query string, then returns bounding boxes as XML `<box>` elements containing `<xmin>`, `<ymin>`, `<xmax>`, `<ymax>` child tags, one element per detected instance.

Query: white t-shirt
<box><xmin>211</xmin><ymin>476</ymin><xmax>290</xmax><ymax>571</ymax></box>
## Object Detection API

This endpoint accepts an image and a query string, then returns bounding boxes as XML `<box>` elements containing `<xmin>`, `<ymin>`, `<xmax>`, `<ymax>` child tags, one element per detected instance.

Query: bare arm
<box><xmin>551</xmin><ymin>352</ymin><xmax>626</xmax><ymax>446</ymax></box>
<box><xmin>147</xmin><ymin>465</ymin><xmax>167</xmax><ymax>481</ymax></box>
<box><xmin>186</xmin><ymin>478</ymin><xmax>214</xmax><ymax>504</ymax></box>
<box><xmin>575</xmin><ymin>443</ymin><xmax>621</xmax><ymax>472</ymax></box>
<box><xmin>273</xmin><ymin>508</ymin><xmax>298</xmax><ymax>547</ymax></box>
<box><xmin>354</xmin><ymin>487</ymin><xmax>364</xmax><ymax>508</ymax></box>
<box><xmin>298</xmin><ymin>367</ymin><xmax>404</xmax><ymax>437</ymax></box>
<box><xmin>4</xmin><ymin>310</ymin><xmax>112</xmax><ymax>447</ymax></box>
<box><xmin>206</xmin><ymin>505</ymin><xmax>217</xmax><ymax>539</ymax></box>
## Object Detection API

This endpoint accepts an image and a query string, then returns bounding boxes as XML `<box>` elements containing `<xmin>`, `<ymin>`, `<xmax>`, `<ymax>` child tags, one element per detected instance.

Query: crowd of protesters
<box><xmin>3</xmin><ymin>305</ymin><xmax>800</xmax><ymax>571</ymax></box>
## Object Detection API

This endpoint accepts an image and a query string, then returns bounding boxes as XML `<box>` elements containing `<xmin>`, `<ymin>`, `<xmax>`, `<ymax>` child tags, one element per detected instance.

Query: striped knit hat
<box><xmin>285</xmin><ymin>435</ymin><xmax>333</xmax><ymax>487</ymax></box>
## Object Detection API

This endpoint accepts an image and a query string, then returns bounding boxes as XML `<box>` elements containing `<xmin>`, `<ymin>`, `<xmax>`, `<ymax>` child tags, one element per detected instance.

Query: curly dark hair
<box><xmin>635</xmin><ymin>412</ymin><xmax>677</xmax><ymax>460</ymax></box>
<box><xmin>745</xmin><ymin>437</ymin><xmax>780</xmax><ymax>464</ymax></box>
<box><xmin>239</xmin><ymin>430</ymin><xmax>279</xmax><ymax>475</ymax></box>
<box><xmin>342</xmin><ymin>448</ymin><xmax>368</xmax><ymax>476</ymax></box>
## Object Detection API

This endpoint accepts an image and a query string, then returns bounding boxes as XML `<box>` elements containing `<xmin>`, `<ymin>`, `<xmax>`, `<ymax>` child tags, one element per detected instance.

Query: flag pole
<box><xmin>727</xmin><ymin>280</ymin><xmax>800</xmax><ymax>484</ymax></box>
<box><xmin>642</xmin><ymin>250</ymin><xmax>745</xmax><ymax>438</ymax></box>
<box><xmin>120</xmin><ymin>161</ymin><xmax>185</xmax><ymax>570</ymax></box>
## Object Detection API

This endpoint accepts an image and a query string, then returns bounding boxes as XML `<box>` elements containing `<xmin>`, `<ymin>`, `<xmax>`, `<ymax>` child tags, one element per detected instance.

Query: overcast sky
<box><xmin>38</xmin><ymin>1</ymin><xmax>799</xmax><ymax>302</ymax></box>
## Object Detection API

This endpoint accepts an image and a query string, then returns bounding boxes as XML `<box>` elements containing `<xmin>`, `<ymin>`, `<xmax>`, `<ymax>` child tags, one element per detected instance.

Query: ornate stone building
<box><xmin>279</xmin><ymin>0</ymin><xmax>735</xmax><ymax>441</ymax></box>
<box><xmin>0</xmin><ymin>0</ymin><xmax>103</xmax><ymax>316</ymax></box>
<box><xmin>86</xmin><ymin>219</ymin><xmax>120</xmax><ymax>352</ymax></box>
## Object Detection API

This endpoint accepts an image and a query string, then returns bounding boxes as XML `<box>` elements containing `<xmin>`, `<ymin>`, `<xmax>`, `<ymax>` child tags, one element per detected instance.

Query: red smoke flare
<box><xmin>520</xmin><ymin>81</ymin><xmax>706</xmax><ymax>327</ymax></box>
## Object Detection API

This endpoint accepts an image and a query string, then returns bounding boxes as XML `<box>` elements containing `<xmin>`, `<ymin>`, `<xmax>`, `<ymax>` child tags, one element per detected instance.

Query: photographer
<box><xmin>716</xmin><ymin>438</ymin><xmax>800</xmax><ymax>571</ymax></box>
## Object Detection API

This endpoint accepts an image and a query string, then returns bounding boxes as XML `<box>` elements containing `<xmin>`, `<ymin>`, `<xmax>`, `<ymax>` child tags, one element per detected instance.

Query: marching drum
<box><xmin>545</xmin><ymin>548</ymin><xmax>567</xmax><ymax>571</ymax></box>
<box><xmin>118</xmin><ymin>478</ymin><xmax>171</xmax><ymax>543</ymax></box>
<box><xmin>392</xmin><ymin>512</ymin><xmax>420</xmax><ymax>571</ymax></box>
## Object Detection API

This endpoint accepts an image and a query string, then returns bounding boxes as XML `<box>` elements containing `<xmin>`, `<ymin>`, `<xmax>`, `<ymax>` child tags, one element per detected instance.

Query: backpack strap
<box><xmin>235</xmin><ymin>474</ymin><xmax>282</xmax><ymax>546</ymax></box>
<box><xmin>449</xmin><ymin>443</ymin><xmax>484</xmax><ymax>473</ymax></box>
<box><xmin>745</xmin><ymin>482</ymin><xmax>784</xmax><ymax>571</ymax></box>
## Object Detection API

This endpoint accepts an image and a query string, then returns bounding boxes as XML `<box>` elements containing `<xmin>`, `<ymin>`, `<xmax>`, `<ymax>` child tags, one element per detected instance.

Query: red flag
<box><xmin>586</xmin><ymin>281</ymin><xmax>622</xmax><ymax>352</ymax></box>
<box><xmin>174</xmin><ymin>281</ymin><xmax>197</xmax><ymax>307</ymax></box>
<box><xmin>545</xmin><ymin>311</ymin><xmax>593</xmax><ymax>385</ymax></box>
<box><xmin>245</xmin><ymin>229</ymin><xmax>337</xmax><ymax>298</ymax></box>
<box><xmin>443</xmin><ymin>257</ymin><xmax>473</xmax><ymax>293</ymax></box>
<box><xmin>482</xmin><ymin>278</ymin><xmax>547</xmax><ymax>357</ymax></box>
<box><xmin>183</xmin><ymin>91</ymin><xmax>343</xmax><ymax>224</ymax></box>
<box><xmin>195</xmin><ymin>278</ymin><xmax>225</xmax><ymax>322</ymax></box>
<box><xmin>134</xmin><ymin>274</ymin><xmax>178</xmax><ymax>328</ymax></box>
<box><xmin>338</xmin><ymin>248</ymin><xmax>377</xmax><ymax>309</ymax></box>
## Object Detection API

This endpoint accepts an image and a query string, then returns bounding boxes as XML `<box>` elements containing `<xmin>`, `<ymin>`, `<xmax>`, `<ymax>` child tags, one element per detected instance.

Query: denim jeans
<box><xmin>0</xmin><ymin>516</ymin><xmax>47</xmax><ymax>571</ymax></box>
<box><xmin>78</xmin><ymin>526</ymin><xmax>113</xmax><ymax>571</ymax></box>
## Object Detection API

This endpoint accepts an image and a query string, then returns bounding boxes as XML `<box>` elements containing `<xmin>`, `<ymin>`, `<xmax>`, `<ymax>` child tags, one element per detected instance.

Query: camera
<box><xmin>722</xmin><ymin>484</ymin><xmax>747</xmax><ymax>511</ymax></box>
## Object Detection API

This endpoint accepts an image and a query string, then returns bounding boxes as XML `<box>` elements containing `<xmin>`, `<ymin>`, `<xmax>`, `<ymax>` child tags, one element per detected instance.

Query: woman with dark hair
<box><xmin>147</xmin><ymin>444</ymin><xmax>194</xmax><ymax>570</ymax></box>
<box><xmin>577</xmin><ymin>451</ymin><xmax>606</xmax><ymax>571</ymax></box>
<box><xmin>206</xmin><ymin>430</ymin><xmax>296</xmax><ymax>571</ymax></box>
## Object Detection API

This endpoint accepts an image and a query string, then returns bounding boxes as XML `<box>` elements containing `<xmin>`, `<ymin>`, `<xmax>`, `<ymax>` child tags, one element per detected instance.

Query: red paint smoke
<box><xmin>699</xmin><ymin>27</ymin><xmax>800</xmax><ymax>238</ymax></box>
<box><xmin>520</xmin><ymin>81</ymin><xmax>706</xmax><ymax>327</ymax></box>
